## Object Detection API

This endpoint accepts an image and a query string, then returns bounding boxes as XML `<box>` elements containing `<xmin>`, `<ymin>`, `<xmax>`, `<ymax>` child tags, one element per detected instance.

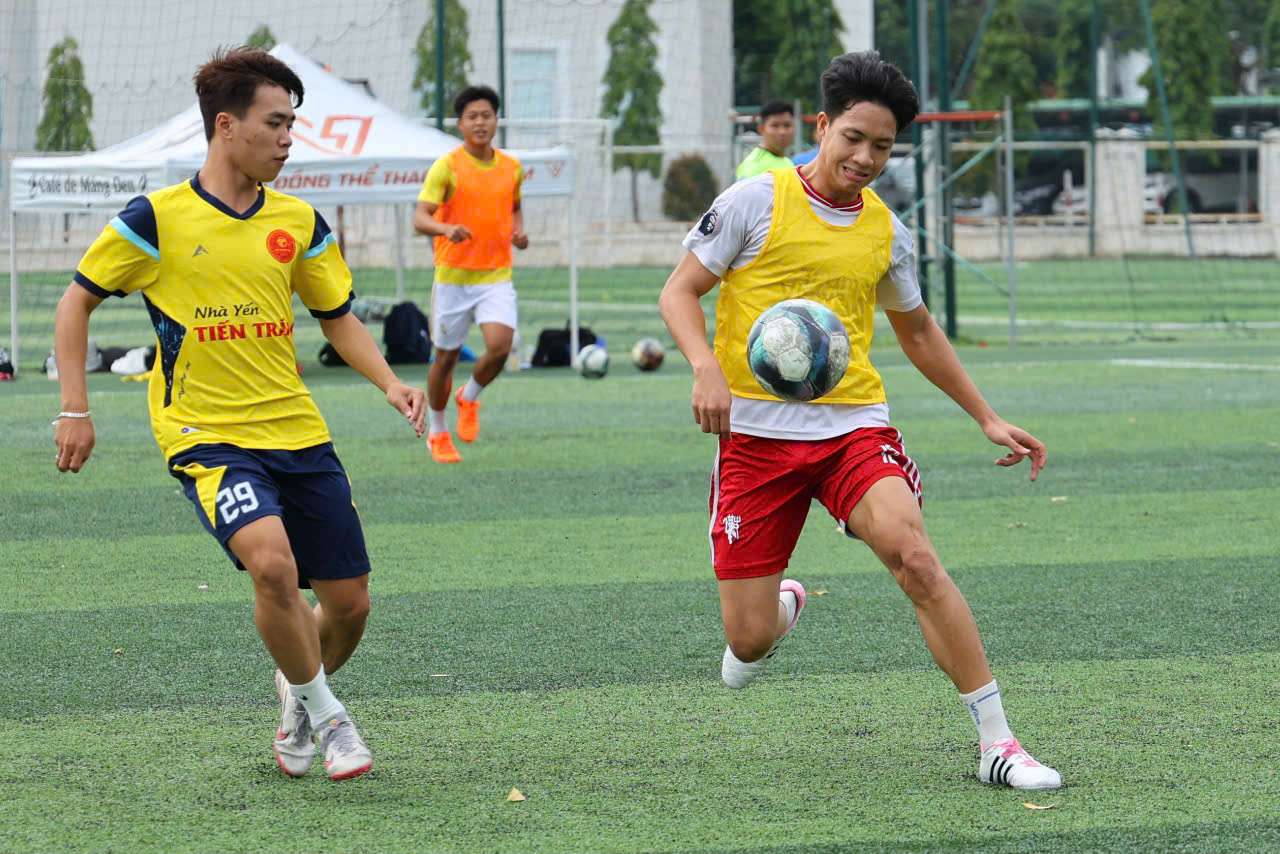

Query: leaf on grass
<box><xmin>430</xmin><ymin>673</ymin><xmax>450</xmax><ymax>678</ymax></box>
<box><xmin>1006</xmin><ymin>522</ymin><xmax>1027</xmax><ymax>528</ymax></box>
<box><xmin>506</xmin><ymin>787</ymin><xmax>526</xmax><ymax>802</ymax></box>
<box><xmin>1021</xmin><ymin>802</ymin><xmax>1059</xmax><ymax>810</ymax></box>
<box><xmin>1051</xmin><ymin>496</ymin><xmax>1068</xmax><ymax>503</ymax></box>
<box><xmin>113</xmin><ymin>648</ymin><xmax>123</xmax><ymax>654</ymax></box>
<box><xmin>814</xmin><ymin>590</ymin><xmax>829</xmax><ymax>596</ymax></box>
<box><xmin>197</xmin><ymin>584</ymin><xmax>209</xmax><ymax>591</ymax></box>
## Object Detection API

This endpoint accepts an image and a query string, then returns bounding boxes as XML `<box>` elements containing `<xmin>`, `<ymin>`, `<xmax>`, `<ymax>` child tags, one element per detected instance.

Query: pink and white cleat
<box><xmin>979</xmin><ymin>737</ymin><xmax>1062</xmax><ymax>790</ymax></box>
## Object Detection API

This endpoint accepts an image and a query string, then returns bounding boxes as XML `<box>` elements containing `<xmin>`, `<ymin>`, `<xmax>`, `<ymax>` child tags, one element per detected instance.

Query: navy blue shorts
<box><xmin>168</xmin><ymin>442</ymin><xmax>371</xmax><ymax>589</ymax></box>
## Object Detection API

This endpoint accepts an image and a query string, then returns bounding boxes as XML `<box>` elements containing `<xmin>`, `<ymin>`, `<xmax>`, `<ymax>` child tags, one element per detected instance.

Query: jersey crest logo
<box><xmin>266</xmin><ymin>229</ymin><xmax>296</xmax><ymax>263</ymax></box>
<box><xmin>192</xmin><ymin>244</ymin><xmax>208</xmax><ymax>257</ymax></box>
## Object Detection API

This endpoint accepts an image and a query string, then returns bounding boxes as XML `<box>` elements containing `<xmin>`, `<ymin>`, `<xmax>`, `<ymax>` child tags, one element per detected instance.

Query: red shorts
<box><xmin>708</xmin><ymin>427</ymin><xmax>923</xmax><ymax>579</ymax></box>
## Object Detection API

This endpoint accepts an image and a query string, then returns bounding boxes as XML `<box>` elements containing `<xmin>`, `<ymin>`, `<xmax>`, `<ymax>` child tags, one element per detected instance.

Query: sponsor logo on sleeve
<box><xmin>697</xmin><ymin>208</ymin><xmax>719</xmax><ymax>236</ymax></box>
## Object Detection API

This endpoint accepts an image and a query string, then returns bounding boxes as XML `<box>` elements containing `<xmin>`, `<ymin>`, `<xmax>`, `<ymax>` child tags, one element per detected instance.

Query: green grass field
<box><xmin>4</xmin><ymin>315</ymin><xmax>1279</xmax><ymax>852</ymax></box>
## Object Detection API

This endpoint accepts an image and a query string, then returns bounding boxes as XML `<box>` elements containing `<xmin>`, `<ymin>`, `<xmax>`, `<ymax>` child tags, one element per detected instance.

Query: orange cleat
<box><xmin>455</xmin><ymin>388</ymin><xmax>482</xmax><ymax>443</ymax></box>
<box><xmin>428</xmin><ymin>431</ymin><xmax>462</xmax><ymax>463</ymax></box>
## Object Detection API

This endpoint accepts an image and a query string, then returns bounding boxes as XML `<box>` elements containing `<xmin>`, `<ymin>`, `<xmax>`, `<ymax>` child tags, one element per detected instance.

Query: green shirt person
<box><xmin>735</xmin><ymin>100</ymin><xmax>796</xmax><ymax>180</ymax></box>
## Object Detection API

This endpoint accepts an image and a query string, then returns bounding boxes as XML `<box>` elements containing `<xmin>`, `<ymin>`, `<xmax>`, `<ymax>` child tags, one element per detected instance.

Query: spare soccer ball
<box><xmin>630</xmin><ymin>337</ymin><xmax>665</xmax><ymax>371</ymax></box>
<box><xmin>578</xmin><ymin>343</ymin><xmax>609</xmax><ymax>378</ymax></box>
<box><xmin>746</xmin><ymin>298</ymin><xmax>850</xmax><ymax>402</ymax></box>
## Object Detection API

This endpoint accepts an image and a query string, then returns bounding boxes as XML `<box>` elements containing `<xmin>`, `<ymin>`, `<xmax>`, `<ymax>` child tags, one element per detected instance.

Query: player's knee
<box><xmin>487</xmin><ymin>344</ymin><xmax>511</xmax><ymax>364</ymax></box>
<box><xmin>245</xmin><ymin>549</ymin><xmax>299</xmax><ymax>601</ymax></box>
<box><xmin>433</xmin><ymin>350</ymin><xmax>460</xmax><ymax>370</ymax></box>
<box><xmin>888</xmin><ymin>539</ymin><xmax>946</xmax><ymax>601</ymax></box>
<box><xmin>330</xmin><ymin>589</ymin><xmax>371</xmax><ymax>629</ymax></box>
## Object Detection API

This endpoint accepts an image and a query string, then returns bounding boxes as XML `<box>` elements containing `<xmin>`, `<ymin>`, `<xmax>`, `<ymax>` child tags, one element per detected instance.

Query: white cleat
<box><xmin>272</xmin><ymin>669</ymin><xmax>315</xmax><ymax>777</ymax></box>
<box><xmin>979</xmin><ymin>737</ymin><xmax>1063</xmax><ymax>790</ymax></box>
<box><xmin>314</xmin><ymin>713</ymin><xmax>373</xmax><ymax>781</ymax></box>
<box><xmin>722</xmin><ymin>579</ymin><xmax>807</xmax><ymax>689</ymax></box>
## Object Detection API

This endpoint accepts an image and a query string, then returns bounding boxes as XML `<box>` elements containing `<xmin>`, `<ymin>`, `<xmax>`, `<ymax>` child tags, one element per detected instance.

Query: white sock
<box><xmin>780</xmin><ymin>590</ymin><xmax>798</xmax><ymax>626</ymax></box>
<box><xmin>960</xmin><ymin>679</ymin><xmax>1015</xmax><ymax>750</ymax></box>
<box><xmin>428</xmin><ymin>408</ymin><xmax>447</xmax><ymax>435</ymax></box>
<box><xmin>289</xmin><ymin>666</ymin><xmax>346</xmax><ymax>727</ymax></box>
<box><xmin>461</xmin><ymin>376</ymin><xmax>484</xmax><ymax>402</ymax></box>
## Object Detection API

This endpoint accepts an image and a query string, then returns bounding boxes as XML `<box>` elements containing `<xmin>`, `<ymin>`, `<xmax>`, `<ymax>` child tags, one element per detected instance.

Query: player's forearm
<box><xmin>899</xmin><ymin>319</ymin><xmax>998</xmax><ymax>427</ymax></box>
<box><xmin>319</xmin><ymin>313</ymin><xmax>401</xmax><ymax>392</ymax></box>
<box><xmin>659</xmin><ymin>284</ymin><xmax>717</xmax><ymax>374</ymax></box>
<box><xmin>413</xmin><ymin>208</ymin><xmax>445</xmax><ymax>237</ymax></box>
<box><xmin>54</xmin><ymin>287</ymin><xmax>93</xmax><ymax>410</ymax></box>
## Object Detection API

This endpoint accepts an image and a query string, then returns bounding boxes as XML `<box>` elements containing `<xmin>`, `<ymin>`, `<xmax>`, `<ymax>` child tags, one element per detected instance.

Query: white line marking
<box><xmin>1110</xmin><ymin>358</ymin><xmax>1280</xmax><ymax>372</ymax></box>
<box><xmin>960</xmin><ymin>315</ymin><xmax>1280</xmax><ymax>331</ymax></box>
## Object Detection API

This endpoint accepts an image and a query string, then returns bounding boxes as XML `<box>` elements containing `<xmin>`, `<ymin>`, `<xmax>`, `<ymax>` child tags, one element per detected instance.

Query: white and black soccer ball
<box><xmin>578</xmin><ymin>343</ymin><xmax>610</xmax><ymax>378</ymax></box>
<box><xmin>630</xmin><ymin>337</ymin><xmax>665</xmax><ymax>371</ymax></box>
<box><xmin>746</xmin><ymin>298</ymin><xmax>850</xmax><ymax>402</ymax></box>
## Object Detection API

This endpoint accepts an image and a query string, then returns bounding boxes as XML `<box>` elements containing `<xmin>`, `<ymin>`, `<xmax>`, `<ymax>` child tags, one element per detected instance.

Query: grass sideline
<box><xmin>4</xmin><ymin>334</ymin><xmax>1280</xmax><ymax>853</ymax></box>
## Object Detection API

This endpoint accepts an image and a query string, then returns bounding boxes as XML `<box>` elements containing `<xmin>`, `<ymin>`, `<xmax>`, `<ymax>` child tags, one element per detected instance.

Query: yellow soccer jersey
<box><xmin>74</xmin><ymin>175</ymin><xmax>354</xmax><ymax>460</ymax></box>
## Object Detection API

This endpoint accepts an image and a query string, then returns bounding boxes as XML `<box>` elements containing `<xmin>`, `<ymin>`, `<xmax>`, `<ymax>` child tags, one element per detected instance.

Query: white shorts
<box><xmin>429</xmin><ymin>281</ymin><xmax>518</xmax><ymax>350</ymax></box>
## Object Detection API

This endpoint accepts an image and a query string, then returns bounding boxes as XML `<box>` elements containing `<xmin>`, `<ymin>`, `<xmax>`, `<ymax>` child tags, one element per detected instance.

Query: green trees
<box><xmin>412</xmin><ymin>0</ymin><xmax>474</xmax><ymax>117</ymax></box>
<box><xmin>772</xmin><ymin>0</ymin><xmax>845</xmax><ymax>114</ymax></box>
<box><xmin>1141</xmin><ymin>0</ymin><xmax>1226</xmax><ymax>141</ymax></box>
<box><xmin>601</xmin><ymin>0</ymin><xmax>663</xmax><ymax>222</ymax></box>
<box><xmin>246</xmin><ymin>25</ymin><xmax>277</xmax><ymax>50</ymax></box>
<box><xmin>735</xmin><ymin>0</ymin><xmax>843</xmax><ymax>112</ymax></box>
<box><xmin>1055</xmin><ymin>0</ymin><xmax>1093</xmax><ymax>99</ymax></box>
<box><xmin>1261</xmin><ymin>0</ymin><xmax>1280</xmax><ymax>90</ymax></box>
<box><xmin>662</xmin><ymin>155</ymin><xmax>718</xmax><ymax>221</ymax></box>
<box><xmin>36</xmin><ymin>37</ymin><xmax>94</xmax><ymax>153</ymax></box>
<box><xmin>873</xmin><ymin>1</ymin><xmax>912</xmax><ymax>75</ymax></box>
<box><xmin>969</xmin><ymin>0</ymin><xmax>1038</xmax><ymax>132</ymax></box>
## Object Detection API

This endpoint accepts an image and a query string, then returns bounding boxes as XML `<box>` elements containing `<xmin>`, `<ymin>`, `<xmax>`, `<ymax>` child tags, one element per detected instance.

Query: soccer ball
<box><xmin>630</xmin><ymin>337</ymin><xmax>665</xmax><ymax>371</ymax></box>
<box><xmin>578</xmin><ymin>343</ymin><xmax>609</xmax><ymax>378</ymax></box>
<box><xmin>746</xmin><ymin>298</ymin><xmax>850</xmax><ymax>402</ymax></box>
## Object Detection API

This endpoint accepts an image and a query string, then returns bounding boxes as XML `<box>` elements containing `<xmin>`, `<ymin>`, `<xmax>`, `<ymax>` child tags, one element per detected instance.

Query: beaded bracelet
<box><xmin>51</xmin><ymin>411</ymin><xmax>92</xmax><ymax>425</ymax></box>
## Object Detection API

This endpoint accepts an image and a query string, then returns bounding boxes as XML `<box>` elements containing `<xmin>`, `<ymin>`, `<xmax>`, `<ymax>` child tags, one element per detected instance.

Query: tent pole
<box><xmin>604</xmin><ymin>122</ymin><xmax>613</xmax><ymax>265</ymax></box>
<box><xmin>392</xmin><ymin>203</ymin><xmax>406</xmax><ymax>301</ymax></box>
<box><xmin>9</xmin><ymin>210</ymin><xmax>18</xmax><ymax>375</ymax></box>
<box><xmin>568</xmin><ymin>194</ymin><xmax>580</xmax><ymax>369</ymax></box>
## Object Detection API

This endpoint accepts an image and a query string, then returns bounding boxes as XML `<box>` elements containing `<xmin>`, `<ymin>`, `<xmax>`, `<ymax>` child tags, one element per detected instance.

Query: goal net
<box><xmin>2</xmin><ymin>0</ymin><xmax>733</xmax><ymax>373</ymax></box>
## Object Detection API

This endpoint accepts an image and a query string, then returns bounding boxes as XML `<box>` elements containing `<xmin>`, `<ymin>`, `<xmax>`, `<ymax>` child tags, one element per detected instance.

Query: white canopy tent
<box><xmin>8</xmin><ymin>43</ymin><xmax>580</xmax><ymax>371</ymax></box>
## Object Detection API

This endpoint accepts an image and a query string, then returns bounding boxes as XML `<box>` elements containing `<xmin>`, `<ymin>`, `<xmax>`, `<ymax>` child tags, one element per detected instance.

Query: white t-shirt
<box><xmin>682</xmin><ymin>169</ymin><xmax>922</xmax><ymax>440</ymax></box>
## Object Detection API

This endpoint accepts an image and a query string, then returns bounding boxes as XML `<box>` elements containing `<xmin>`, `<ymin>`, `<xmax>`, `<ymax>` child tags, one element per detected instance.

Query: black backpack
<box><xmin>531</xmin><ymin>323</ymin><xmax>597</xmax><ymax>367</ymax></box>
<box><xmin>383</xmin><ymin>301</ymin><xmax>433</xmax><ymax>364</ymax></box>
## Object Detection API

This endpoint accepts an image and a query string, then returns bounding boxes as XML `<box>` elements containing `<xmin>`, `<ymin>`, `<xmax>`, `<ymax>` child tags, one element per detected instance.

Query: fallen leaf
<box><xmin>113</xmin><ymin>648</ymin><xmax>123</xmax><ymax>654</ymax></box>
<box><xmin>1021</xmin><ymin>802</ymin><xmax>1059</xmax><ymax>810</ymax></box>
<box><xmin>813</xmin><ymin>590</ymin><xmax>829</xmax><ymax>596</ymax></box>
<box><xmin>1128</xmin><ymin>417</ymin><xmax>1136</xmax><ymax>423</ymax></box>
<box><xmin>1051</xmin><ymin>496</ymin><xmax>1068</xmax><ymax>503</ymax></box>
<box><xmin>430</xmin><ymin>673</ymin><xmax>450</xmax><ymax>678</ymax></box>
<box><xmin>197</xmin><ymin>584</ymin><xmax>209</xmax><ymax>591</ymax></box>
<box><xmin>506</xmin><ymin>787</ymin><xmax>526</xmax><ymax>802</ymax></box>
<box><xmin>1007</xmin><ymin>522</ymin><xmax>1028</xmax><ymax>528</ymax></box>
<box><xmin>1269</xmin><ymin>442</ymin><xmax>1280</xmax><ymax>448</ymax></box>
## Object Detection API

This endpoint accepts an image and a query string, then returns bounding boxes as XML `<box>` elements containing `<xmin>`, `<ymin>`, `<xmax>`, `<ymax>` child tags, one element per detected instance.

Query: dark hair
<box><xmin>821</xmin><ymin>51</ymin><xmax>919</xmax><ymax>133</ymax></box>
<box><xmin>194</xmin><ymin>47</ymin><xmax>304</xmax><ymax>141</ymax></box>
<box><xmin>454</xmin><ymin>85</ymin><xmax>500</xmax><ymax>117</ymax></box>
<box><xmin>758</xmin><ymin>100</ymin><xmax>794</xmax><ymax>123</ymax></box>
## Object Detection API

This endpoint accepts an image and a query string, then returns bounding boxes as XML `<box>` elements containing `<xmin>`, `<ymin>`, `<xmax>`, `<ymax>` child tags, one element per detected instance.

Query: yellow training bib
<box><xmin>715</xmin><ymin>168</ymin><xmax>894</xmax><ymax>404</ymax></box>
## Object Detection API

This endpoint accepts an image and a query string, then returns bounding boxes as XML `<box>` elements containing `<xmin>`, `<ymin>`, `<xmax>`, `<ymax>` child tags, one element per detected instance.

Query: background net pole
<box><xmin>1004</xmin><ymin>96</ymin><xmax>1016</xmax><ymax>348</ymax></box>
<box><xmin>8</xmin><ymin>210</ymin><xmax>17</xmax><ymax>373</ymax></box>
